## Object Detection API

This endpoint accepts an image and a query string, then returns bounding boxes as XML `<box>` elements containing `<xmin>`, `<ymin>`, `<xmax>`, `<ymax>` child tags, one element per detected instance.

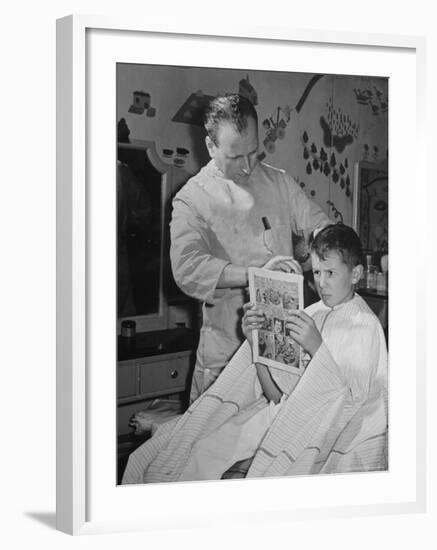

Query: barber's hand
<box><xmin>285</xmin><ymin>310</ymin><xmax>322</xmax><ymax>357</ymax></box>
<box><xmin>262</xmin><ymin>255</ymin><xmax>303</xmax><ymax>275</ymax></box>
<box><xmin>242</xmin><ymin>302</ymin><xmax>265</xmax><ymax>345</ymax></box>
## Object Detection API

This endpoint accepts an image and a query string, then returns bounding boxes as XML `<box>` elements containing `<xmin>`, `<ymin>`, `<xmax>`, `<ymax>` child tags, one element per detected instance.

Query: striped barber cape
<box><xmin>122</xmin><ymin>294</ymin><xmax>388</xmax><ymax>484</ymax></box>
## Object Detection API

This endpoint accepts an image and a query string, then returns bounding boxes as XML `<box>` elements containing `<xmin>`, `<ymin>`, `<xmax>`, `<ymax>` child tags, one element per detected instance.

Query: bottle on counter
<box><xmin>376</xmin><ymin>271</ymin><xmax>387</xmax><ymax>292</ymax></box>
<box><xmin>365</xmin><ymin>254</ymin><xmax>377</xmax><ymax>290</ymax></box>
<box><xmin>376</xmin><ymin>253</ymin><xmax>388</xmax><ymax>293</ymax></box>
<box><xmin>380</xmin><ymin>254</ymin><xmax>389</xmax><ymax>273</ymax></box>
<box><xmin>120</xmin><ymin>319</ymin><xmax>136</xmax><ymax>354</ymax></box>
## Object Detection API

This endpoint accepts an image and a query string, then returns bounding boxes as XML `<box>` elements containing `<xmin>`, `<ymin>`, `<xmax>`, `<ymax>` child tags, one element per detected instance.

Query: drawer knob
<box><xmin>170</xmin><ymin>370</ymin><xmax>179</xmax><ymax>379</ymax></box>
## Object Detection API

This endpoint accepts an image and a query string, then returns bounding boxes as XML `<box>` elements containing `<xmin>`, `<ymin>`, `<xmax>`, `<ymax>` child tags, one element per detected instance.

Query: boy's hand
<box><xmin>242</xmin><ymin>302</ymin><xmax>265</xmax><ymax>345</ymax></box>
<box><xmin>285</xmin><ymin>311</ymin><xmax>322</xmax><ymax>357</ymax></box>
<box><xmin>262</xmin><ymin>255</ymin><xmax>303</xmax><ymax>275</ymax></box>
<box><xmin>128</xmin><ymin>413</ymin><xmax>148</xmax><ymax>435</ymax></box>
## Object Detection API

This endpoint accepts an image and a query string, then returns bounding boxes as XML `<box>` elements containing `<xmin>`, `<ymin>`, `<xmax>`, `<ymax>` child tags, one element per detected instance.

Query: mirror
<box><xmin>352</xmin><ymin>160</ymin><xmax>388</xmax><ymax>255</ymax></box>
<box><xmin>117</xmin><ymin>141</ymin><xmax>169</xmax><ymax>331</ymax></box>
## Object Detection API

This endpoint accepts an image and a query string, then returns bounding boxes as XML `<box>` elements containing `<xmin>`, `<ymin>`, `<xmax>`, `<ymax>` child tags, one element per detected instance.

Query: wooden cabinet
<box><xmin>117</xmin><ymin>362</ymin><xmax>138</xmax><ymax>401</ymax></box>
<box><xmin>117</xmin><ymin>328</ymin><xmax>197</xmax><ymax>436</ymax></box>
<box><xmin>118</xmin><ymin>350</ymin><xmax>192</xmax><ymax>405</ymax></box>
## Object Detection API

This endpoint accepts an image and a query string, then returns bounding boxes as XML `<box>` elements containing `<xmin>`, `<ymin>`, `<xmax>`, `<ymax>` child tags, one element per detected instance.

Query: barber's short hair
<box><xmin>310</xmin><ymin>223</ymin><xmax>363</xmax><ymax>268</ymax></box>
<box><xmin>204</xmin><ymin>93</ymin><xmax>258</xmax><ymax>145</ymax></box>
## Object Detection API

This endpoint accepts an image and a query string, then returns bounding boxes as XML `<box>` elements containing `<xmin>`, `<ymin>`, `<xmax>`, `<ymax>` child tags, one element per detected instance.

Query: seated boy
<box><xmin>122</xmin><ymin>224</ymin><xmax>388</xmax><ymax>483</ymax></box>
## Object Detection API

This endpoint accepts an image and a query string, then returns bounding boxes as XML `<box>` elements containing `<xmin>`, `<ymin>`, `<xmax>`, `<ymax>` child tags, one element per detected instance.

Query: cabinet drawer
<box><xmin>139</xmin><ymin>355</ymin><xmax>191</xmax><ymax>398</ymax></box>
<box><xmin>117</xmin><ymin>362</ymin><xmax>138</xmax><ymax>399</ymax></box>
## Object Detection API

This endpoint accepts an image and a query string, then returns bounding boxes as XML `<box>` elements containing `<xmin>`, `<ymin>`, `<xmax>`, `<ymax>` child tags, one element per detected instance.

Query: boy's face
<box><xmin>311</xmin><ymin>250</ymin><xmax>362</xmax><ymax>308</ymax></box>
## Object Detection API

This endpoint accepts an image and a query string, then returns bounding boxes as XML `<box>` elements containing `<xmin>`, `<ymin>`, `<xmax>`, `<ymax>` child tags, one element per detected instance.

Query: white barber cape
<box><xmin>122</xmin><ymin>294</ymin><xmax>388</xmax><ymax>483</ymax></box>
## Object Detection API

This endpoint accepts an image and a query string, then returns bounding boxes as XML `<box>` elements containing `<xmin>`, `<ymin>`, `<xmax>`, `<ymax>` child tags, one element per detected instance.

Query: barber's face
<box><xmin>206</xmin><ymin>117</ymin><xmax>259</xmax><ymax>186</ymax></box>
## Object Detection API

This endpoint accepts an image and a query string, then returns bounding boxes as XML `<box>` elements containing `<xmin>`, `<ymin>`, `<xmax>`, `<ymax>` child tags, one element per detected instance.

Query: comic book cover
<box><xmin>248</xmin><ymin>267</ymin><xmax>306</xmax><ymax>373</ymax></box>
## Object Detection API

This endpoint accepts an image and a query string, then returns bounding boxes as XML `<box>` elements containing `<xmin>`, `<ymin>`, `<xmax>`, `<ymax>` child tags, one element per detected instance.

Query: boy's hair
<box><xmin>204</xmin><ymin>93</ymin><xmax>258</xmax><ymax>146</ymax></box>
<box><xmin>310</xmin><ymin>223</ymin><xmax>363</xmax><ymax>268</ymax></box>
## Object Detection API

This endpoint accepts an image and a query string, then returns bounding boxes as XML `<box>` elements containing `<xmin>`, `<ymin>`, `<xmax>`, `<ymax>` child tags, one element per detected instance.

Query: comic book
<box><xmin>248</xmin><ymin>267</ymin><xmax>306</xmax><ymax>373</ymax></box>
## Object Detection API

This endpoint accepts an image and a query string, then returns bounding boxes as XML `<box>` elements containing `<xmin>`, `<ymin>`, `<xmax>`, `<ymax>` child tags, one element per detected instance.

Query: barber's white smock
<box><xmin>170</xmin><ymin>159</ymin><xmax>329</xmax><ymax>401</ymax></box>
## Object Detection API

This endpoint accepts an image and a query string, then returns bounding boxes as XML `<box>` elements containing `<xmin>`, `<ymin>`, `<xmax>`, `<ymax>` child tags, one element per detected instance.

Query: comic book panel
<box><xmin>258</xmin><ymin>330</ymin><xmax>274</xmax><ymax>360</ymax></box>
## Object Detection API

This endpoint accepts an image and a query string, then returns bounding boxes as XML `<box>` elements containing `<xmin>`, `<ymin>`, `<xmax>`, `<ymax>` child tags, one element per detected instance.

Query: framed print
<box><xmin>56</xmin><ymin>14</ymin><xmax>427</xmax><ymax>535</ymax></box>
<box><xmin>352</xmin><ymin>160</ymin><xmax>389</xmax><ymax>254</ymax></box>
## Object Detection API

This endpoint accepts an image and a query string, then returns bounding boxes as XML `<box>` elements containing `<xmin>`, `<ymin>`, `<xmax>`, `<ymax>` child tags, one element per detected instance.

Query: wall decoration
<box><xmin>261</xmin><ymin>75</ymin><xmax>324</xmax><ymax>158</ymax></box>
<box><xmin>160</xmin><ymin>146</ymin><xmax>191</xmax><ymax>166</ymax></box>
<box><xmin>239</xmin><ymin>75</ymin><xmax>258</xmax><ymax>105</ymax></box>
<box><xmin>362</xmin><ymin>143</ymin><xmax>380</xmax><ymax>163</ymax></box>
<box><xmin>293</xmin><ymin>175</ymin><xmax>317</xmax><ymax>203</ymax></box>
<box><xmin>300</xmin><ymin>129</ymin><xmax>352</xmax><ymax>199</ymax></box>
<box><xmin>326</xmin><ymin>200</ymin><xmax>344</xmax><ymax>222</ymax></box>
<box><xmin>117</xmin><ymin>118</ymin><xmax>131</xmax><ymax>143</ymax></box>
<box><xmin>353</xmin><ymin>86</ymin><xmax>388</xmax><ymax>116</ymax></box>
<box><xmin>173</xmin><ymin>78</ymin><xmax>260</xmax><ymax>129</ymax></box>
<box><xmin>295</xmin><ymin>74</ymin><xmax>325</xmax><ymax>113</ymax></box>
<box><xmin>321</xmin><ymin>97</ymin><xmax>359</xmax><ymax>154</ymax></box>
<box><xmin>128</xmin><ymin>91</ymin><xmax>154</xmax><ymax>115</ymax></box>
<box><xmin>262</xmin><ymin>106</ymin><xmax>291</xmax><ymax>153</ymax></box>
<box><xmin>117</xmin><ymin>66</ymin><xmax>387</xmax><ymax>232</ymax></box>
<box><xmin>320</xmin><ymin>115</ymin><xmax>354</xmax><ymax>153</ymax></box>
<box><xmin>173</xmin><ymin>147</ymin><xmax>191</xmax><ymax>167</ymax></box>
<box><xmin>176</xmin><ymin>147</ymin><xmax>189</xmax><ymax>158</ymax></box>
<box><xmin>172</xmin><ymin>91</ymin><xmax>214</xmax><ymax>126</ymax></box>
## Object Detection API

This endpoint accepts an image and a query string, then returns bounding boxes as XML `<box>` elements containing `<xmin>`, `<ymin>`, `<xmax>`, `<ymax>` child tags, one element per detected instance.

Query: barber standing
<box><xmin>170</xmin><ymin>94</ymin><xmax>330</xmax><ymax>402</ymax></box>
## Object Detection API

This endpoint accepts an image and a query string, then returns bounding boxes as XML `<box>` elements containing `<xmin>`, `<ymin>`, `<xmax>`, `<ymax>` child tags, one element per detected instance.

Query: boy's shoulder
<box><xmin>350</xmin><ymin>293</ymin><xmax>381</xmax><ymax>322</ymax></box>
<box><xmin>305</xmin><ymin>295</ymin><xmax>381</xmax><ymax>327</ymax></box>
<box><xmin>304</xmin><ymin>300</ymin><xmax>323</xmax><ymax>317</ymax></box>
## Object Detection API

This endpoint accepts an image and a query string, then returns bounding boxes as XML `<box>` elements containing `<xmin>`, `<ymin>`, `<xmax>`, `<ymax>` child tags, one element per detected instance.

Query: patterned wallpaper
<box><xmin>117</xmin><ymin>64</ymin><xmax>388</xmax><ymax>226</ymax></box>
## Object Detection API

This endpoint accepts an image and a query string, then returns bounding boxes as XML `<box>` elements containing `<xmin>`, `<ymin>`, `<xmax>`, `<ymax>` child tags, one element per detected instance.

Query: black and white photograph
<box><xmin>2</xmin><ymin>0</ymin><xmax>433</xmax><ymax>543</ymax></box>
<box><xmin>116</xmin><ymin>62</ymin><xmax>389</xmax><ymax>485</ymax></box>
